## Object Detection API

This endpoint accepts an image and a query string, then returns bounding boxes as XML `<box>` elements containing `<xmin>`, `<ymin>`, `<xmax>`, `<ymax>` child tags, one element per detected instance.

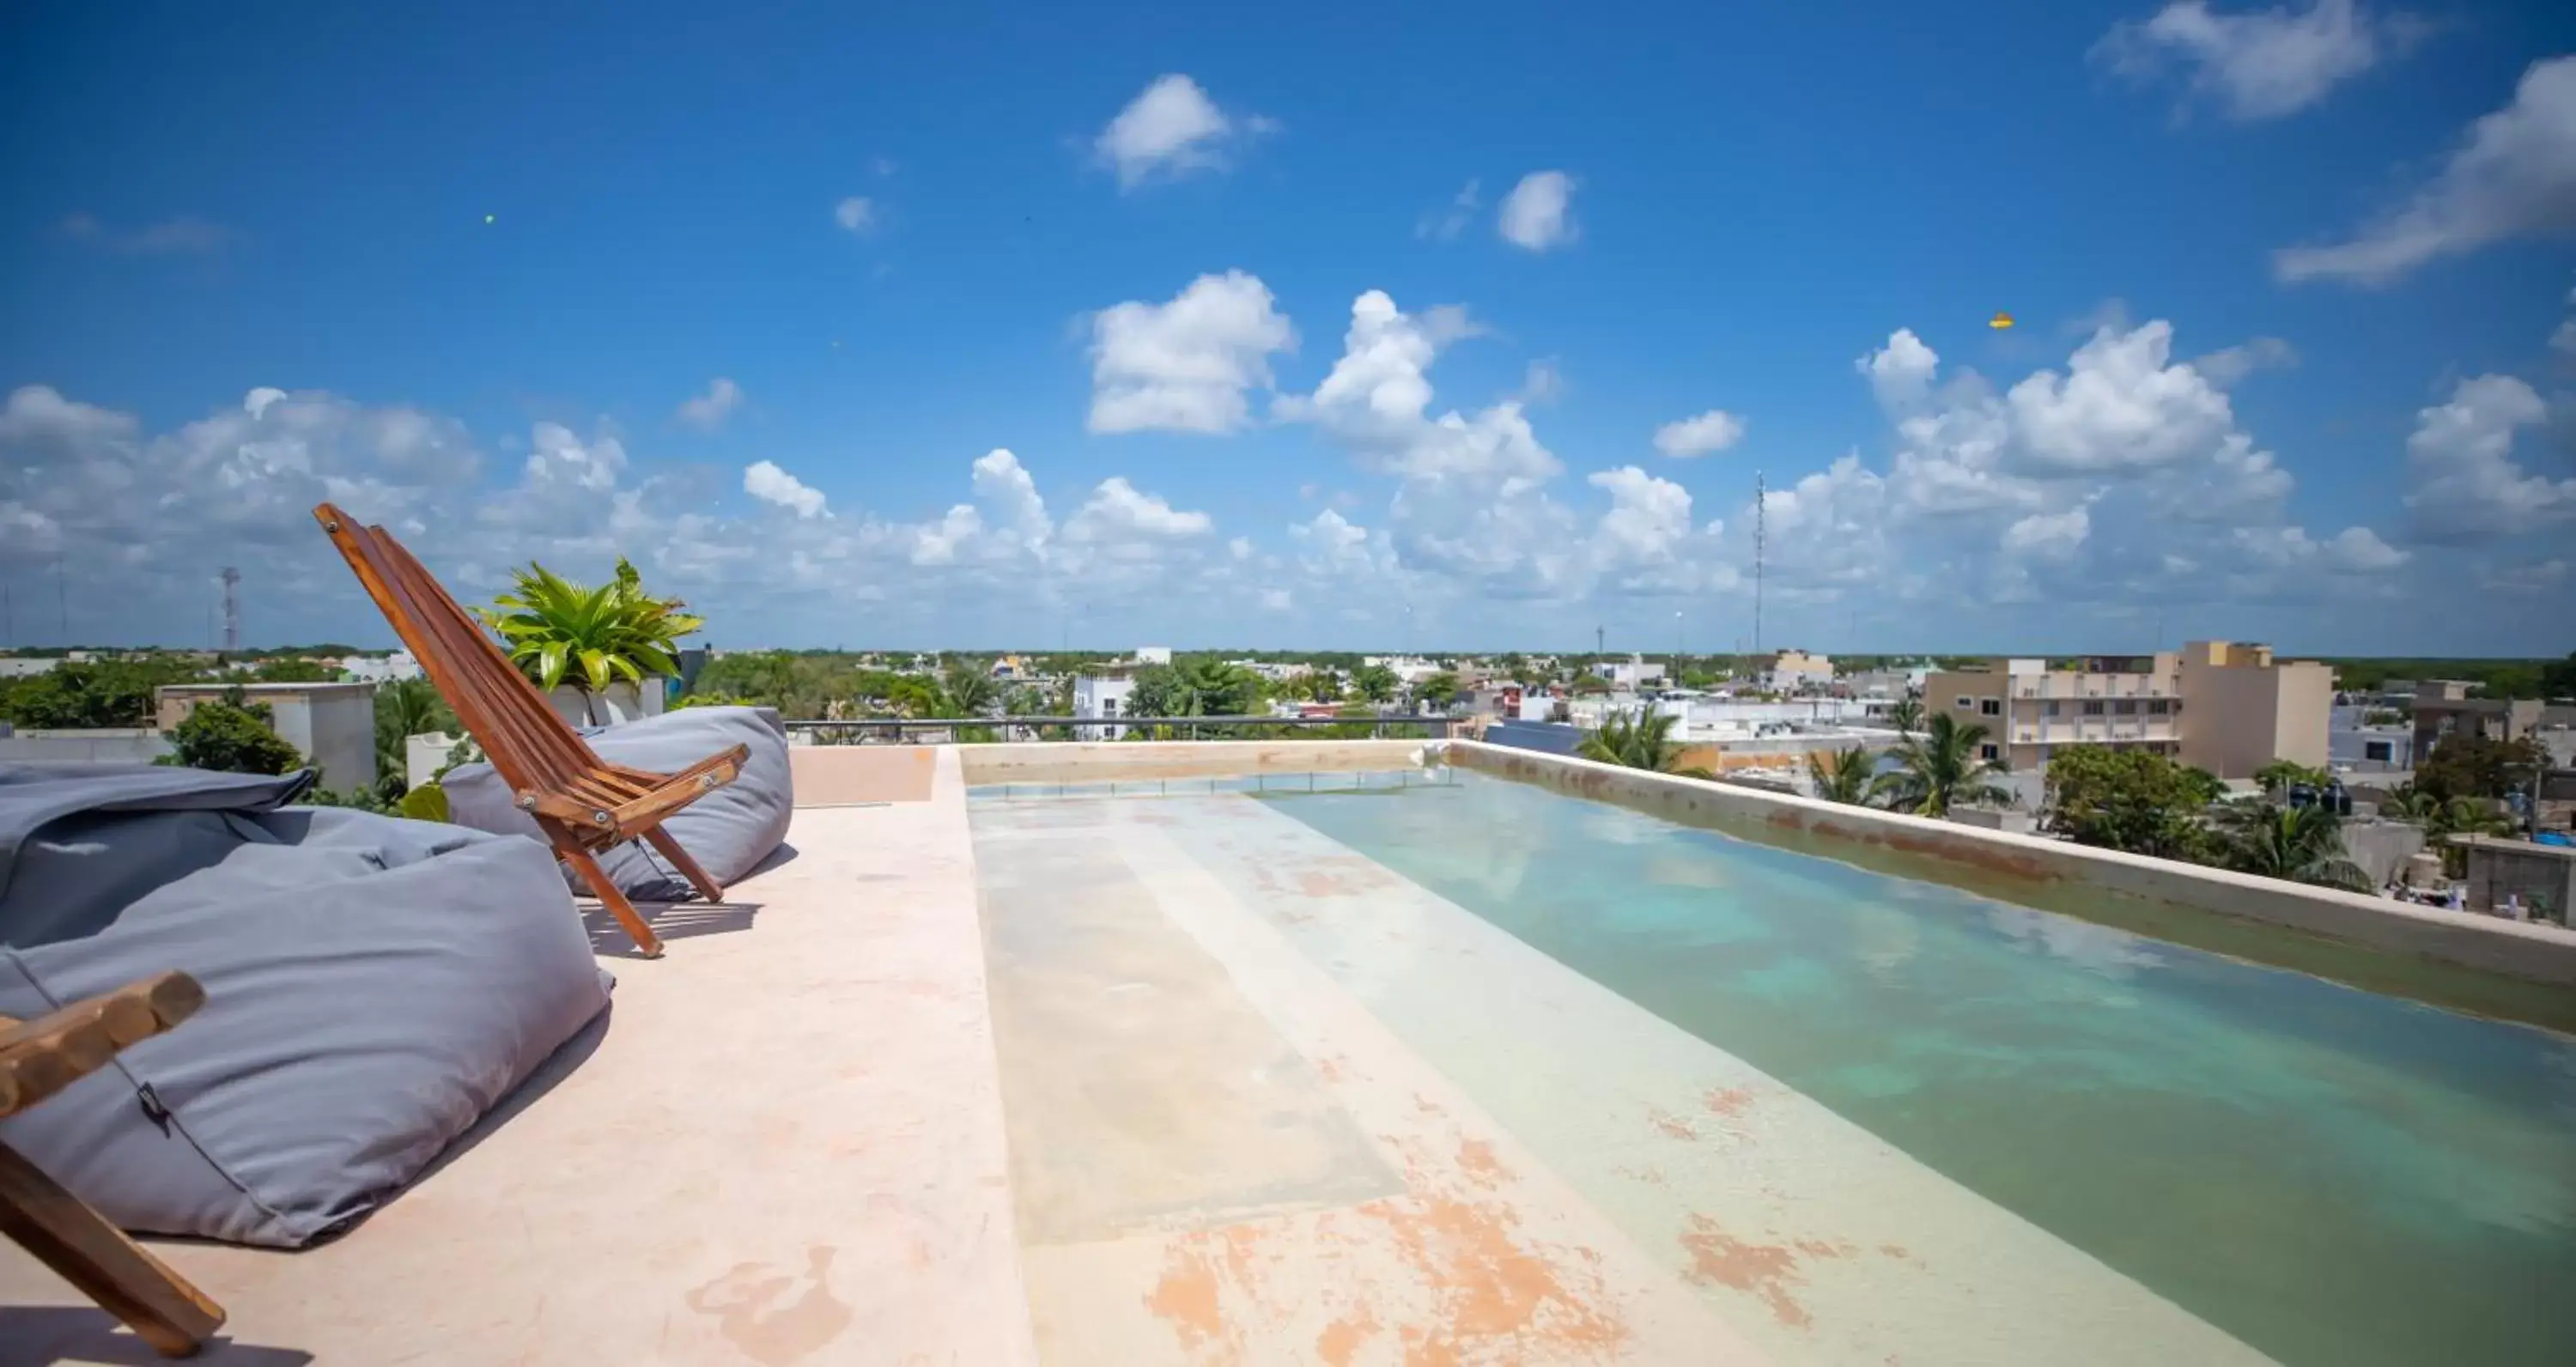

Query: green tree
<box><xmin>0</xmin><ymin>659</ymin><xmax>205</xmax><ymax>729</ymax></box>
<box><xmin>2043</xmin><ymin>746</ymin><xmax>2219</xmax><ymax>861</ymax></box>
<box><xmin>2543</xmin><ymin>651</ymin><xmax>2576</xmax><ymax>700</ymax></box>
<box><xmin>2218</xmin><ymin>801</ymin><xmax>2370</xmax><ymax>891</ymax></box>
<box><xmin>1351</xmin><ymin>664</ymin><xmax>1400</xmax><ymax>703</ymax></box>
<box><xmin>1577</xmin><ymin>708</ymin><xmax>1712</xmax><ymax>778</ymax></box>
<box><xmin>2416</xmin><ymin>734</ymin><xmax>2549</xmax><ymax>802</ymax></box>
<box><xmin>483</xmin><ymin>557</ymin><xmax>702</xmax><ymax>724</ymax></box>
<box><xmin>372</xmin><ymin>677</ymin><xmax>458</xmax><ymax>801</ymax></box>
<box><xmin>941</xmin><ymin>662</ymin><xmax>1000</xmax><ymax>717</ymax></box>
<box><xmin>1415</xmin><ymin>671</ymin><xmax>1461</xmax><ymax>709</ymax></box>
<box><xmin>1174</xmin><ymin>659</ymin><xmax>1261</xmax><ymax>715</ymax></box>
<box><xmin>251</xmin><ymin>657</ymin><xmax>337</xmax><ymax>684</ymax></box>
<box><xmin>1870</xmin><ymin>712</ymin><xmax>2012</xmax><ymax>817</ymax></box>
<box><xmin>1125</xmin><ymin>663</ymin><xmax>1183</xmax><ymax>718</ymax></box>
<box><xmin>1886</xmin><ymin>696</ymin><xmax>1924</xmax><ymax>733</ymax></box>
<box><xmin>1805</xmin><ymin>745</ymin><xmax>1877</xmax><ymax>805</ymax></box>
<box><xmin>2385</xmin><ymin>786</ymin><xmax>2515</xmax><ymax>876</ymax></box>
<box><xmin>1291</xmin><ymin>670</ymin><xmax>1343</xmax><ymax>703</ymax></box>
<box><xmin>164</xmin><ymin>694</ymin><xmax>305</xmax><ymax>776</ymax></box>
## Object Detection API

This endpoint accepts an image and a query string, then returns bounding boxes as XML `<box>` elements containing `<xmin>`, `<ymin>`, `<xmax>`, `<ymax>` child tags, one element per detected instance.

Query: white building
<box><xmin>1753</xmin><ymin>648</ymin><xmax>1834</xmax><ymax>693</ymax></box>
<box><xmin>0</xmin><ymin>657</ymin><xmax>60</xmax><ymax>678</ymax></box>
<box><xmin>1073</xmin><ymin>671</ymin><xmax>1136</xmax><ymax>740</ymax></box>
<box><xmin>1133</xmin><ymin>646</ymin><xmax>1173</xmax><ymax>665</ymax></box>
<box><xmin>339</xmin><ymin>652</ymin><xmax>423</xmax><ymax>684</ymax></box>
<box><xmin>1591</xmin><ymin>654</ymin><xmax>1667</xmax><ymax>690</ymax></box>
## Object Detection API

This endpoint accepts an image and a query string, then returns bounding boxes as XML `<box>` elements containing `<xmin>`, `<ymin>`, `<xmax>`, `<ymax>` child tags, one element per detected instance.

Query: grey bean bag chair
<box><xmin>0</xmin><ymin>762</ymin><xmax>609</xmax><ymax>1248</ymax></box>
<box><xmin>442</xmin><ymin>704</ymin><xmax>792</xmax><ymax>902</ymax></box>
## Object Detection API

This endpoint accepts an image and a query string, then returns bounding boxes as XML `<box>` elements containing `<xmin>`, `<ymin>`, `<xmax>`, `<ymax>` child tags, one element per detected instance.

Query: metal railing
<box><xmin>780</xmin><ymin>714</ymin><xmax>1461</xmax><ymax>745</ymax></box>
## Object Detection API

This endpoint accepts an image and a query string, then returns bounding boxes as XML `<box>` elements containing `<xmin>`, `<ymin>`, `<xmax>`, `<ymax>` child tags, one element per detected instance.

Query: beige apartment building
<box><xmin>1923</xmin><ymin>641</ymin><xmax>2330</xmax><ymax>780</ymax></box>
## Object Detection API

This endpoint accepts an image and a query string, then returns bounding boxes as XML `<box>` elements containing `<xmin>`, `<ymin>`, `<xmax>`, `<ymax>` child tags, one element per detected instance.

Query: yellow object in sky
<box><xmin>1989</xmin><ymin>312</ymin><xmax>2015</xmax><ymax>330</ymax></box>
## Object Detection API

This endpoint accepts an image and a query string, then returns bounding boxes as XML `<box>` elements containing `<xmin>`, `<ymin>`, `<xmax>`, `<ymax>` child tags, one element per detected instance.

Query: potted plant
<box><xmin>483</xmin><ymin>557</ymin><xmax>702</xmax><ymax>726</ymax></box>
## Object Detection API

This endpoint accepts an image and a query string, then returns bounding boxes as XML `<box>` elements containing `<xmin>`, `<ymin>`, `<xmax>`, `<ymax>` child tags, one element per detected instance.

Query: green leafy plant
<box><xmin>1886</xmin><ymin>696</ymin><xmax>1924</xmax><ymax>733</ymax></box>
<box><xmin>2044</xmin><ymin>746</ymin><xmax>2221</xmax><ymax>861</ymax></box>
<box><xmin>2218</xmin><ymin>801</ymin><xmax>2370</xmax><ymax>892</ymax></box>
<box><xmin>483</xmin><ymin>556</ymin><xmax>702</xmax><ymax>724</ymax></box>
<box><xmin>1577</xmin><ymin>708</ymin><xmax>1713</xmax><ymax>779</ymax></box>
<box><xmin>1870</xmin><ymin>712</ymin><xmax>2011</xmax><ymax>817</ymax></box>
<box><xmin>1805</xmin><ymin>745</ymin><xmax>1877</xmax><ymax>805</ymax></box>
<box><xmin>163</xmin><ymin>692</ymin><xmax>305</xmax><ymax>776</ymax></box>
<box><xmin>1351</xmin><ymin>664</ymin><xmax>1400</xmax><ymax>703</ymax></box>
<box><xmin>2252</xmin><ymin>759</ymin><xmax>2331</xmax><ymax>797</ymax></box>
<box><xmin>398</xmin><ymin>781</ymin><xmax>452</xmax><ymax>823</ymax></box>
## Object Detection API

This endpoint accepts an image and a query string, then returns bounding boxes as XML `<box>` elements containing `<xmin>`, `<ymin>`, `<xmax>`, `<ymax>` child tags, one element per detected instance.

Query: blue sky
<box><xmin>2</xmin><ymin>1</ymin><xmax>2572</xmax><ymax>656</ymax></box>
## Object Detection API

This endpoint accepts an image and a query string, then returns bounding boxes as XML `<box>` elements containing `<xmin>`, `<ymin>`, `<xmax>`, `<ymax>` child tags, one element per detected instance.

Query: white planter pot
<box><xmin>544</xmin><ymin>678</ymin><xmax>668</xmax><ymax>729</ymax></box>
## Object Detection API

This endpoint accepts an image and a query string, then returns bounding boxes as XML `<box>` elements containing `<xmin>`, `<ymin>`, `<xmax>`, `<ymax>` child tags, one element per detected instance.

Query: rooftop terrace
<box><xmin>7</xmin><ymin>740</ymin><xmax>2573</xmax><ymax>1364</ymax></box>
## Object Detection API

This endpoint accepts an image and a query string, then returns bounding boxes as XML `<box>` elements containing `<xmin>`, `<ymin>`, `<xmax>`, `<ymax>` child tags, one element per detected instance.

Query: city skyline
<box><xmin>3</xmin><ymin>3</ymin><xmax>2573</xmax><ymax>654</ymax></box>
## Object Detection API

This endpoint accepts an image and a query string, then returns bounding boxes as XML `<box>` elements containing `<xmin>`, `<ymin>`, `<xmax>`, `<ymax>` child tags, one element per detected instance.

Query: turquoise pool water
<box><xmin>1263</xmin><ymin>770</ymin><xmax>2576</xmax><ymax>1367</ymax></box>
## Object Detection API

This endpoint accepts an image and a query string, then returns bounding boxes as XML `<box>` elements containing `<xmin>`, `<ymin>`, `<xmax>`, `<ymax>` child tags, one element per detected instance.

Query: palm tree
<box><xmin>1869</xmin><ymin>712</ymin><xmax>2011</xmax><ymax>817</ymax></box>
<box><xmin>372</xmin><ymin>677</ymin><xmax>457</xmax><ymax>800</ymax></box>
<box><xmin>2219</xmin><ymin>801</ymin><xmax>2370</xmax><ymax>891</ymax></box>
<box><xmin>483</xmin><ymin>557</ymin><xmax>701</xmax><ymax>724</ymax></box>
<box><xmin>2388</xmin><ymin>786</ymin><xmax>2512</xmax><ymax>877</ymax></box>
<box><xmin>1886</xmin><ymin>696</ymin><xmax>1923</xmax><ymax>734</ymax></box>
<box><xmin>1806</xmin><ymin>745</ymin><xmax>1877</xmax><ymax>805</ymax></box>
<box><xmin>2253</xmin><ymin>759</ymin><xmax>2330</xmax><ymax>797</ymax></box>
<box><xmin>1174</xmin><ymin>659</ymin><xmax>1260</xmax><ymax>716</ymax></box>
<box><xmin>941</xmin><ymin>662</ymin><xmax>999</xmax><ymax>717</ymax></box>
<box><xmin>1577</xmin><ymin>708</ymin><xmax>1713</xmax><ymax>779</ymax></box>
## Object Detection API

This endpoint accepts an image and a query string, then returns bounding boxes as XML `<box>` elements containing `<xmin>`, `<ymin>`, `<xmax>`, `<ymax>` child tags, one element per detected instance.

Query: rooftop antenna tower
<box><xmin>57</xmin><ymin>556</ymin><xmax>68</xmax><ymax>644</ymax></box>
<box><xmin>1595</xmin><ymin>623</ymin><xmax>1604</xmax><ymax>659</ymax></box>
<box><xmin>221</xmin><ymin>567</ymin><xmax>242</xmax><ymax>653</ymax></box>
<box><xmin>1753</xmin><ymin>470</ymin><xmax>1766</xmax><ymax>657</ymax></box>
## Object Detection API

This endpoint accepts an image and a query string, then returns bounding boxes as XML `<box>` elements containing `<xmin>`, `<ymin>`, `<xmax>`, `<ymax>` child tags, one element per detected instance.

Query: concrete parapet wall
<box><xmin>957</xmin><ymin>738</ymin><xmax>1430</xmax><ymax>787</ymax></box>
<box><xmin>1445</xmin><ymin>739</ymin><xmax>2576</xmax><ymax>1020</ymax></box>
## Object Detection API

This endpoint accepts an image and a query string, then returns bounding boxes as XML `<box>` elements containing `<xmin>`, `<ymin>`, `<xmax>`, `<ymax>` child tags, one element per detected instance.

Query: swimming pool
<box><xmin>968</xmin><ymin>769</ymin><xmax>2576</xmax><ymax>1364</ymax></box>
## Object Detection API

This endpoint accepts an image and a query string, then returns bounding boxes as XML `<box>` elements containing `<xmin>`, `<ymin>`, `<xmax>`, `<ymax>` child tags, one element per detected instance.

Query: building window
<box><xmin>1979</xmin><ymin>698</ymin><xmax>2002</xmax><ymax>717</ymax></box>
<box><xmin>2365</xmin><ymin>740</ymin><xmax>2393</xmax><ymax>762</ymax></box>
<box><xmin>2042</xmin><ymin>700</ymin><xmax>2060</xmax><ymax>716</ymax></box>
<box><xmin>2082</xmin><ymin>701</ymin><xmax>2105</xmax><ymax>715</ymax></box>
<box><xmin>1979</xmin><ymin>744</ymin><xmax>1999</xmax><ymax>761</ymax></box>
<box><xmin>1956</xmin><ymin>696</ymin><xmax>1974</xmax><ymax>709</ymax></box>
<box><xmin>2113</xmin><ymin>700</ymin><xmax>2136</xmax><ymax>715</ymax></box>
<box><xmin>1101</xmin><ymin>699</ymin><xmax>1119</xmax><ymax>718</ymax></box>
<box><xmin>2148</xmin><ymin>700</ymin><xmax>2169</xmax><ymax>715</ymax></box>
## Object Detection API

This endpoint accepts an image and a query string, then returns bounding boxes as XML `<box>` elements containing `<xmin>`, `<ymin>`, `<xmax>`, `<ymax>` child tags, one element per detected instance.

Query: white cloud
<box><xmin>970</xmin><ymin>448</ymin><xmax>1050</xmax><ymax>554</ymax></box>
<box><xmin>2486</xmin><ymin>557</ymin><xmax>2569</xmax><ymax>592</ymax></box>
<box><xmin>1589</xmin><ymin>466</ymin><xmax>1696</xmax><ymax>563</ymax></box>
<box><xmin>2002</xmin><ymin>507</ymin><xmax>2092</xmax><ymax>561</ymax></box>
<box><xmin>743</xmin><ymin>459</ymin><xmax>827</xmax><ymax>519</ymax></box>
<box><xmin>1086</xmin><ymin>270</ymin><xmax>1295</xmax><ymax>434</ymax></box>
<box><xmin>1652</xmin><ymin>410</ymin><xmax>1747</xmax><ymax>459</ymax></box>
<box><xmin>2093</xmin><ymin>1</ymin><xmax>2416</xmax><ymax>122</ymax></box>
<box><xmin>1858</xmin><ymin>329</ymin><xmax>1941</xmax><ymax>409</ymax></box>
<box><xmin>1260</xmin><ymin>587</ymin><xmax>1293</xmax><ymax>612</ymax></box>
<box><xmin>1419</xmin><ymin>179</ymin><xmax>1481</xmax><ymax>241</ymax></box>
<box><xmin>1286</xmin><ymin>289</ymin><xmax>1558</xmax><ymax>489</ymax></box>
<box><xmin>2322</xmin><ymin>525</ymin><xmax>2409</xmax><ymax>571</ymax></box>
<box><xmin>677</xmin><ymin>377</ymin><xmax>744</xmax><ymax>429</ymax></box>
<box><xmin>1093</xmin><ymin>75</ymin><xmax>1267</xmax><ymax>190</ymax></box>
<box><xmin>2275</xmin><ymin>55</ymin><xmax>2576</xmax><ymax>284</ymax></box>
<box><xmin>2190</xmin><ymin>336</ymin><xmax>2300</xmax><ymax>387</ymax></box>
<box><xmin>1521</xmin><ymin>358</ymin><xmax>1565</xmax><ymax>404</ymax></box>
<box><xmin>1498</xmin><ymin>171</ymin><xmax>1577</xmax><ymax>252</ymax></box>
<box><xmin>1227</xmin><ymin>536</ymin><xmax>1253</xmax><ymax>561</ymax></box>
<box><xmin>833</xmin><ymin>197</ymin><xmax>874</xmax><ymax>234</ymax></box>
<box><xmin>1062</xmin><ymin>477</ymin><xmax>1212</xmax><ymax>543</ymax></box>
<box><xmin>2006</xmin><ymin>321</ymin><xmax>2235</xmax><ymax>473</ymax></box>
<box><xmin>2402</xmin><ymin>374</ymin><xmax>2576</xmax><ymax>542</ymax></box>
<box><xmin>0</xmin><ymin>384</ymin><xmax>140</xmax><ymax>449</ymax></box>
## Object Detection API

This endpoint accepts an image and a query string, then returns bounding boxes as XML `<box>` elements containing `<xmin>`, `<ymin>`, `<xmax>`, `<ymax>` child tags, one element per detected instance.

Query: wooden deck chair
<box><xmin>313</xmin><ymin>503</ymin><xmax>750</xmax><ymax>958</ymax></box>
<box><xmin>1</xmin><ymin>972</ymin><xmax>226</xmax><ymax>1358</ymax></box>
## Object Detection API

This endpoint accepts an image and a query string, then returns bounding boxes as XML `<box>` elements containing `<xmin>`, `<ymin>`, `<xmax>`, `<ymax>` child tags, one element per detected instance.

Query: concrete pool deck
<box><xmin>6</xmin><ymin>743</ymin><xmax>2300</xmax><ymax>1364</ymax></box>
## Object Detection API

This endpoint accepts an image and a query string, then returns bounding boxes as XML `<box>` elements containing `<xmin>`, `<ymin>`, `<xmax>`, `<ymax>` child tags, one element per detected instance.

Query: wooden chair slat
<box><xmin>0</xmin><ymin>972</ymin><xmax>226</xmax><ymax>1357</ymax></box>
<box><xmin>313</xmin><ymin>503</ymin><xmax>749</xmax><ymax>958</ymax></box>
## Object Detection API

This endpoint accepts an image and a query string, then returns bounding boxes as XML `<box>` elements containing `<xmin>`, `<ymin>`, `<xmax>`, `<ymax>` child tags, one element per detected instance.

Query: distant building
<box><xmin>2412</xmin><ymin>695</ymin><xmax>2545</xmax><ymax>762</ymax></box>
<box><xmin>1591</xmin><ymin>653</ymin><xmax>1666</xmax><ymax>690</ymax></box>
<box><xmin>155</xmin><ymin>681</ymin><xmax>379</xmax><ymax>793</ymax></box>
<box><xmin>338</xmin><ymin>652</ymin><xmax>422</xmax><ymax>684</ymax></box>
<box><xmin>1923</xmin><ymin>641</ymin><xmax>2329</xmax><ymax>779</ymax></box>
<box><xmin>0</xmin><ymin>657</ymin><xmax>60</xmax><ymax>678</ymax></box>
<box><xmin>1751</xmin><ymin>648</ymin><xmax>1833</xmax><ymax>692</ymax></box>
<box><xmin>1072</xmin><ymin>671</ymin><xmax>1136</xmax><ymax>740</ymax></box>
<box><xmin>1133</xmin><ymin>646</ymin><xmax>1173</xmax><ymax>665</ymax></box>
<box><xmin>2330</xmin><ymin>704</ymin><xmax>2415</xmax><ymax>772</ymax></box>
